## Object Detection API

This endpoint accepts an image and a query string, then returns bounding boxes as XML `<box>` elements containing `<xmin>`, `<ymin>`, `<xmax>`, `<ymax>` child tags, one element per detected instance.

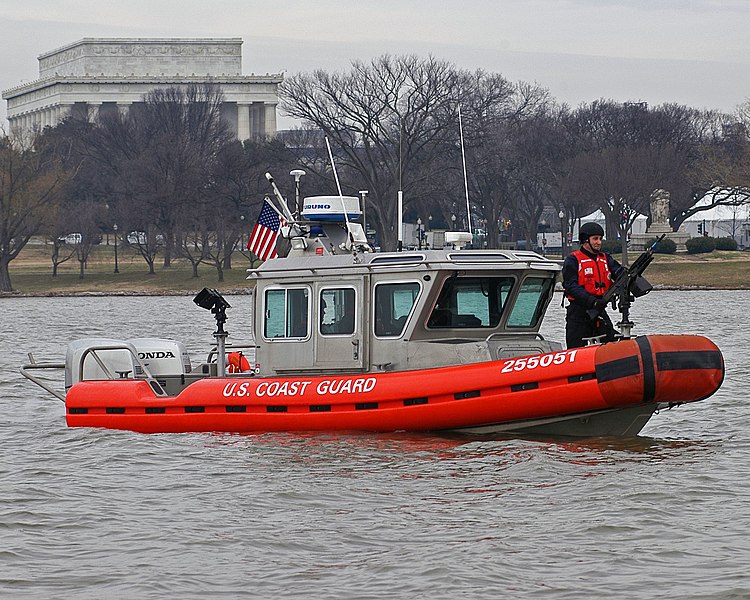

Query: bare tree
<box><xmin>563</xmin><ymin>101</ymin><xmax>715</xmax><ymax>237</ymax></box>
<box><xmin>125</xmin><ymin>226</ymin><xmax>163</xmax><ymax>275</ymax></box>
<box><xmin>684</xmin><ymin>115</ymin><xmax>750</xmax><ymax>226</ymax></box>
<box><xmin>0</xmin><ymin>134</ymin><xmax>71</xmax><ymax>292</ymax></box>
<box><xmin>68</xmin><ymin>200</ymin><xmax>107</xmax><ymax>279</ymax></box>
<box><xmin>280</xmin><ymin>55</ymin><xmax>518</xmax><ymax>250</ymax></box>
<box><xmin>208</xmin><ymin>137</ymin><xmax>296</xmax><ymax>272</ymax></box>
<box><xmin>81</xmin><ymin>83</ymin><xmax>234</xmax><ymax>270</ymax></box>
<box><xmin>176</xmin><ymin>216</ymin><xmax>210</xmax><ymax>278</ymax></box>
<box><xmin>458</xmin><ymin>83</ymin><xmax>553</xmax><ymax>248</ymax></box>
<box><xmin>45</xmin><ymin>203</ymin><xmax>78</xmax><ymax>276</ymax></box>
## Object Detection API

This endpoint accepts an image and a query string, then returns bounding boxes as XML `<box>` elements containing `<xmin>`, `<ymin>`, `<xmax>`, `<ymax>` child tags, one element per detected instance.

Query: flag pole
<box><xmin>264</xmin><ymin>172</ymin><xmax>295</xmax><ymax>222</ymax></box>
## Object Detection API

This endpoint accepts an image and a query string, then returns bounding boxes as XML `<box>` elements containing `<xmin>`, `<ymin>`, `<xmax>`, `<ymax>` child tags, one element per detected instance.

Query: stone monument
<box><xmin>648</xmin><ymin>189</ymin><xmax>672</xmax><ymax>233</ymax></box>
<box><xmin>631</xmin><ymin>188</ymin><xmax>689</xmax><ymax>252</ymax></box>
<box><xmin>2</xmin><ymin>38</ymin><xmax>282</xmax><ymax>141</ymax></box>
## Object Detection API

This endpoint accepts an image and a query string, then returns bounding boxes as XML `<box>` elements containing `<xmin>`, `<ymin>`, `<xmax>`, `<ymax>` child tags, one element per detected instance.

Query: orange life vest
<box><xmin>567</xmin><ymin>249</ymin><xmax>612</xmax><ymax>299</ymax></box>
<box><xmin>227</xmin><ymin>352</ymin><xmax>251</xmax><ymax>373</ymax></box>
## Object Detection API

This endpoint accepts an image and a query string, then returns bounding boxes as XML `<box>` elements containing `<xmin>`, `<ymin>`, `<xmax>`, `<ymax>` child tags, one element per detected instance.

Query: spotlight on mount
<box><xmin>193</xmin><ymin>288</ymin><xmax>231</xmax><ymax>312</ymax></box>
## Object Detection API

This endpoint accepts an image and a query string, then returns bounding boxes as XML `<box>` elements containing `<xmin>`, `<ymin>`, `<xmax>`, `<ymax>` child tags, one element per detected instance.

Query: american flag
<box><xmin>247</xmin><ymin>198</ymin><xmax>287</xmax><ymax>261</ymax></box>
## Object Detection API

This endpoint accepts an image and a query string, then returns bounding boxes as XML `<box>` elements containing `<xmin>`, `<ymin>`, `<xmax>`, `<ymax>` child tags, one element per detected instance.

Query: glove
<box><xmin>590</xmin><ymin>298</ymin><xmax>606</xmax><ymax>312</ymax></box>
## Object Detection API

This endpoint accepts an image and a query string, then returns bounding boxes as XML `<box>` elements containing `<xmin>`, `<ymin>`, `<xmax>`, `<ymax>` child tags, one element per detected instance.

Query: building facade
<box><xmin>2</xmin><ymin>38</ymin><xmax>282</xmax><ymax>140</ymax></box>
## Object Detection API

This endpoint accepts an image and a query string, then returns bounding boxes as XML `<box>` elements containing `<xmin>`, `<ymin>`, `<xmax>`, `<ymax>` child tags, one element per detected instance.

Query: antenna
<box><xmin>397</xmin><ymin>191</ymin><xmax>403</xmax><ymax>252</ymax></box>
<box><xmin>324</xmin><ymin>137</ymin><xmax>351</xmax><ymax>230</ymax></box>
<box><xmin>458</xmin><ymin>104</ymin><xmax>473</xmax><ymax>235</ymax></box>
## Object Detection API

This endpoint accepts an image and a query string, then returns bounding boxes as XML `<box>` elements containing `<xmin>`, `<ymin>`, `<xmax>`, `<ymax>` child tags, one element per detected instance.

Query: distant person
<box><xmin>562</xmin><ymin>222</ymin><xmax>624</xmax><ymax>348</ymax></box>
<box><xmin>333</xmin><ymin>302</ymin><xmax>355</xmax><ymax>335</ymax></box>
<box><xmin>323</xmin><ymin>301</ymin><xmax>355</xmax><ymax>335</ymax></box>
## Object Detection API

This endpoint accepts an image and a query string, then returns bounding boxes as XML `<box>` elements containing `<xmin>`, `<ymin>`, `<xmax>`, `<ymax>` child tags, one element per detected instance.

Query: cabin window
<box><xmin>427</xmin><ymin>276</ymin><xmax>514</xmax><ymax>328</ymax></box>
<box><xmin>374</xmin><ymin>282</ymin><xmax>420</xmax><ymax>337</ymax></box>
<box><xmin>263</xmin><ymin>287</ymin><xmax>310</xmax><ymax>340</ymax></box>
<box><xmin>320</xmin><ymin>288</ymin><xmax>356</xmax><ymax>335</ymax></box>
<box><xmin>506</xmin><ymin>277</ymin><xmax>554</xmax><ymax>328</ymax></box>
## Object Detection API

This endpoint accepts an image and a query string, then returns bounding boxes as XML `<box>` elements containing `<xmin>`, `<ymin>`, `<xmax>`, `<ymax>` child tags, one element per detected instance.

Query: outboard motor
<box><xmin>127</xmin><ymin>338</ymin><xmax>191</xmax><ymax>376</ymax></box>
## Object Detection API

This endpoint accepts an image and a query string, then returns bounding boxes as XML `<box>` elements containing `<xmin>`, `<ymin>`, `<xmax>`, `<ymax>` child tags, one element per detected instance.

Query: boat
<box><xmin>22</xmin><ymin>185</ymin><xmax>724</xmax><ymax>437</ymax></box>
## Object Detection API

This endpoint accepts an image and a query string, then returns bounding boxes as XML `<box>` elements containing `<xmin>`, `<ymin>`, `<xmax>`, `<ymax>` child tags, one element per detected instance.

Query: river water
<box><xmin>2</xmin><ymin>291</ymin><xmax>749</xmax><ymax>599</ymax></box>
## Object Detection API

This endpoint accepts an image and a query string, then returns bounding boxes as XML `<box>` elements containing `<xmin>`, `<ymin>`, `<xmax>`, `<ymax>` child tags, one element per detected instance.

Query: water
<box><xmin>2</xmin><ymin>291</ymin><xmax>749</xmax><ymax>599</ymax></box>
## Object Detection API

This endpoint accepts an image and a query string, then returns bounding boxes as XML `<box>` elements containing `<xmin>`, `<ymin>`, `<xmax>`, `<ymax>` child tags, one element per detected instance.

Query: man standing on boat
<box><xmin>562</xmin><ymin>222</ymin><xmax>624</xmax><ymax>348</ymax></box>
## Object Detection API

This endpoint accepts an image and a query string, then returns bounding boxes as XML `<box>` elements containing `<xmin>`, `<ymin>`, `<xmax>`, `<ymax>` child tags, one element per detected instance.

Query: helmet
<box><xmin>578</xmin><ymin>222</ymin><xmax>604</xmax><ymax>243</ymax></box>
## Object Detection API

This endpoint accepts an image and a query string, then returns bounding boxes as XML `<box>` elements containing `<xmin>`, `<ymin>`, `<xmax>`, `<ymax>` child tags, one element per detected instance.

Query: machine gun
<box><xmin>587</xmin><ymin>234</ymin><xmax>665</xmax><ymax>338</ymax></box>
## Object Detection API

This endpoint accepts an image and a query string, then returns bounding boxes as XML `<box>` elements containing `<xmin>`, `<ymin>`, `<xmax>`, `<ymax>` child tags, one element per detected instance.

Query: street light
<box><xmin>559</xmin><ymin>210</ymin><xmax>566</xmax><ymax>257</ymax></box>
<box><xmin>416</xmin><ymin>218</ymin><xmax>423</xmax><ymax>250</ymax></box>
<box><xmin>451</xmin><ymin>214</ymin><xmax>456</xmax><ymax>230</ymax></box>
<box><xmin>359</xmin><ymin>190</ymin><xmax>369</xmax><ymax>237</ymax></box>
<box><xmin>112</xmin><ymin>223</ymin><xmax>119</xmax><ymax>273</ymax></box>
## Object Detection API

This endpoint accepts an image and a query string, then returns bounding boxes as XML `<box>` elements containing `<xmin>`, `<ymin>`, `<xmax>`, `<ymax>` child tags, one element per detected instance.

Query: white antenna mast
<box><xmin>324</xmin><ymin>136</ymin><xmax>351</xmax><ymax>230</ymax></box>
<box><xmin>398</xmin><ymin>113</ymin><xmax>403</xmax><ymax>251</ymax></box>
<box><xmin>458</xmin><ymin>104</ymin><xmax>473</xmax><ymax>235</ymax></box>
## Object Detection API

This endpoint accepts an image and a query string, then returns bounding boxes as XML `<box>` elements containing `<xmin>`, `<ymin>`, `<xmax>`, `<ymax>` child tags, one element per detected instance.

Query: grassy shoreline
<box><xmin>3</xmin><ymin>244</ymin><xmax>750</xmax><ymax>297</ymax></box>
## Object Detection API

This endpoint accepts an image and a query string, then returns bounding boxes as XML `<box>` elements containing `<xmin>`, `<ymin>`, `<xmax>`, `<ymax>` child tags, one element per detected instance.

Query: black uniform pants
<box><xmin>565</xmin><ymin>302</ymin><xmax>617</xmax><ymax>349</ymax></box>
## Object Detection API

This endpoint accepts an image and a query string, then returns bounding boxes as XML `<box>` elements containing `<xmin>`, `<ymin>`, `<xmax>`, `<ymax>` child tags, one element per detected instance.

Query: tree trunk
<box><xmin>0</xmin><ymin>257</ymin><xmax>13</xmax><ymax>292</ymax></box>
<box><xmin>163</xmin><ymin>229</ymin><xmax>173</xmax><ymax>268</ymax></box>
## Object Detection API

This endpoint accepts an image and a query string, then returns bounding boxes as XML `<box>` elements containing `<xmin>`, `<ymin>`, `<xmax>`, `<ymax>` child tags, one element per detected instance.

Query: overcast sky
<box><xmin>2</xmin><ymin>0</ymin><xmax>749</xmax><ymax>129</ymax></box>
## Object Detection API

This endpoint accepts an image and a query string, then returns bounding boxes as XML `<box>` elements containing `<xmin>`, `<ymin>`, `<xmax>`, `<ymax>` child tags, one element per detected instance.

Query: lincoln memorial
<box><xmin>2</xmin><ymin>38</ymin><xmax>282</xmax><ymax>140</ymax></box>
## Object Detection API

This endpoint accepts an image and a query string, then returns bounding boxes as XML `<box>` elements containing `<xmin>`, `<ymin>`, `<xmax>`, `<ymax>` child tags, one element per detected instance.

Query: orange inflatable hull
<box><xmin>65</xmin><ymin>335</ymin><xmax>724</xmax><ymax>434</ymax></box>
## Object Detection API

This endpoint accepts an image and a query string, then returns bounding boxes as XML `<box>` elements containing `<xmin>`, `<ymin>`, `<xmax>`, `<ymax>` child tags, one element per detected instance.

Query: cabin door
<box><xmin>314</xmin><ymin>279</ymin><xmax>366</xmax><ymax>370</ymax></box>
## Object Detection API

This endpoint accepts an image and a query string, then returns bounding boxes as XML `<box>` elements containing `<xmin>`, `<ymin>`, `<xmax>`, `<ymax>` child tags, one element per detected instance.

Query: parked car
<box><xmin>127</xmin><ymin>231</ymin><xmax>164</xmax><ymax>244</ymax></box>
<box><xmin>58</xmin><ymin>233</ymin><xmax>82</xmax><ymax>245</ymax></box>
<box><xmin>127</xmin><ymin>231</ymin><xmax>147</xmax><ymax>244</ymax></box>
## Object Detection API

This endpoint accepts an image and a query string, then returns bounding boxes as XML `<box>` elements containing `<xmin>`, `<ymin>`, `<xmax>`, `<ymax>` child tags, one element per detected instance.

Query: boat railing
<box><xmin>76</xmin><ymin>344</ymin><xmax>168</xmax><ymax>396</ymax></box>
<box><xmin>205</xmin><ymin>342</ymin><xmax>258</xmax><ymax>375</ymax></box>
<box><xmin>21</xmin><ymin>355</ymin><xmax>66</xmax><ymax>402</ymax></box>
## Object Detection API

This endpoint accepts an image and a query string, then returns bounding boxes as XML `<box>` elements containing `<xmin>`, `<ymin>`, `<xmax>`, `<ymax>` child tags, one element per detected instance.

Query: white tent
<box><xmin>683</xmin><ymin>195</ymin><xmax>750</xmax><ymax>246</ymax></box>
<box><xmin>573</xmin><ymin>209</ymin><xmax>649</xmax><ymax>238</ymax></box>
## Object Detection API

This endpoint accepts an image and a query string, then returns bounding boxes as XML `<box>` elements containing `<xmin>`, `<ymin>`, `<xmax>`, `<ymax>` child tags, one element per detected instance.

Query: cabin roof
<box><xmin>247</xmin><ymin>249</ymin><xmax>561</xmax><ymax>278</ymax></box>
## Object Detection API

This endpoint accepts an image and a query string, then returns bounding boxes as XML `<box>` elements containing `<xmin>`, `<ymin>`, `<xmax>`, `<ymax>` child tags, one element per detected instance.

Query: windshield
<box><xmin>506</xmin><ymin>277</ymin><xmax>554</xmax><ymax>328</ymax></box>
<box><xmin>427</xmin><ymin>276</ymin><xmax>514</xmax><ymax>328</ymax></box>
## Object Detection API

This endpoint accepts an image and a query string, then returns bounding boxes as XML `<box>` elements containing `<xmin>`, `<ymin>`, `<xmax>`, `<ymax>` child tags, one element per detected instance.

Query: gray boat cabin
<box><xmin>245</xmin><ymin>197</ymin><xmax>562</xmax><ymax>377</ymax></box>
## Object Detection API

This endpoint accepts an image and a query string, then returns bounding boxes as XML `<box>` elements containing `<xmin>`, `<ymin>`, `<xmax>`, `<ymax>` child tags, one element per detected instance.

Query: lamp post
<box><xmin>621</xmin><ymin>207</ymin><xmax>629</xmax><ymax>267</ymax></box>
<box><xmin>559</xmin><ymin>210</ymin><xmax>566</xmax><ymax>257</ymax></box>
<box><xmin>451</xmin><ymin>214</ymin><xmax>456</xmax><ymax>230</ymax></box>
<box><xmin>113</xmin><ymin>223</ymin><xmax>119</xmax><ymax>273</ymax></box>
<box><xmin>540</xmin><ymin>220</ymin><xmax>547</xmax><ymax>256</ymax></box>
<box><xmin>359</xmin><ymin>190</ymin><xmax>369</xmax><ymax>237</ymax></box>
<box><xmin>416</xmin><ymin>218</ymin><xmax>423</xmax><ymax>249</ymax></box>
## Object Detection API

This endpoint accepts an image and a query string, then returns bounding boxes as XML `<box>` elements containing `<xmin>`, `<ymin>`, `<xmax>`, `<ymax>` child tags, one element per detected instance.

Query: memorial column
<box><xmin>264</xmin><ymin>103</ymin><xmax>277</xmax><ymax>136</ymax></box>
<box><xmin>87</xmin><ymin>103</ymin><xmax>101</xmax><ymax>123</ymax></box>
<box><xmin>117</xmin><ymin>102</ymin><xmax>131</xmax><ymax>119</ymax></box>
<box><xmin>237</xmin><ymin>103</ymin><xmax>251</xmax><ymax>141</ymax></box>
